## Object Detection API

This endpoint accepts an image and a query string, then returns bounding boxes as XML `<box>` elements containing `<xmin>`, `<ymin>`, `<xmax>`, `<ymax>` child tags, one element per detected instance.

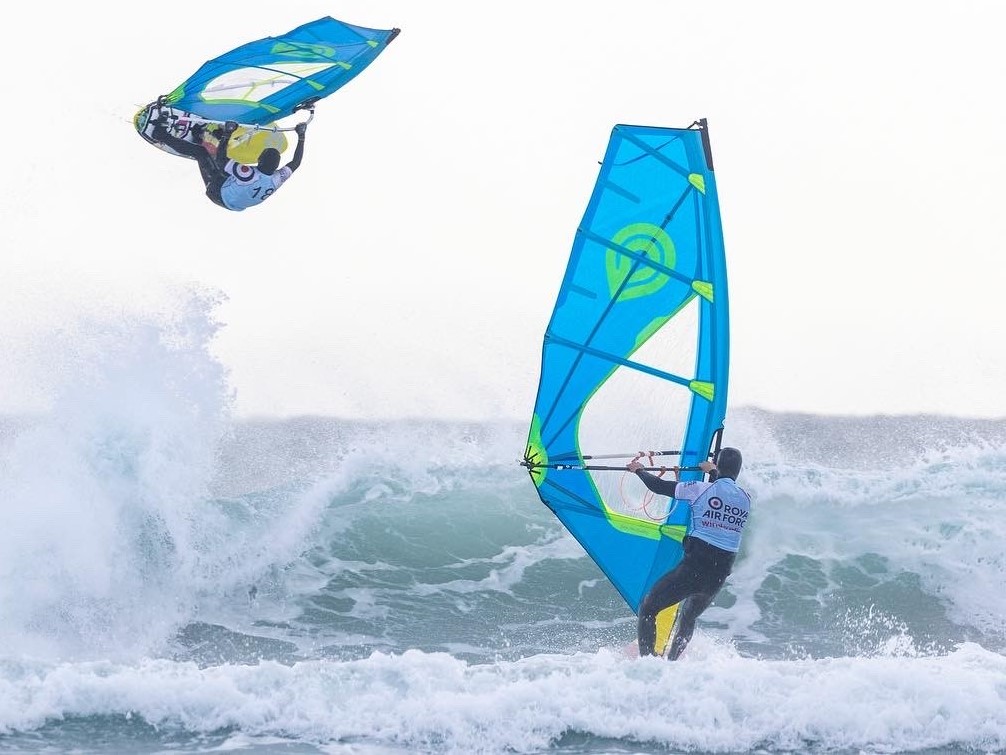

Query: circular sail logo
<box><xmin>605</xmin><ymin>223</ymin><xmax>675</xmax><ymax>301</ymax></box>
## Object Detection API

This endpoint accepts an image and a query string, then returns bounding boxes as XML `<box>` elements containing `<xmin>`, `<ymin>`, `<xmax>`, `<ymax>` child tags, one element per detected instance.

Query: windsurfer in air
<box><xmin>149</xmin><ymin>116</ymin><xmax>307</xmax><ymax>211</ymax></box>
<box><xmin>626</xmin><ymin>447</ymin><xmax>751</xmax><ymax>660</ymax></box>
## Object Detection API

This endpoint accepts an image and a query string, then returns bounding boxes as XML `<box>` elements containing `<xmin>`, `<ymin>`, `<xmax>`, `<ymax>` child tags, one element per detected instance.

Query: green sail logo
<box><xmin>605</xmin><ymin>223</ymin><xmax>675</xmax><ymax>301</ymax></box>
<box><xmin>271</xmin><ymin>41</ymin><xmax>338</xmax><ymax>60</ymax></box>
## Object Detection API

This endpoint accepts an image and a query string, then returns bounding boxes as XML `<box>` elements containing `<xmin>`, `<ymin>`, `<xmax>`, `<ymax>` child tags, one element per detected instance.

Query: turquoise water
<box><xmin>2</xmin><ymin>409</ymin><xmax>1005</xmax><ymax>753</ymax></box>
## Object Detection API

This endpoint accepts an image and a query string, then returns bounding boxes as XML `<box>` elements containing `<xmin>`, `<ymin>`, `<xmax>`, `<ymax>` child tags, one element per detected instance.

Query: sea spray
<box><xmin>0</xmin><ymin>290</ymin><xmax>232</xmax><ymax>659</ymax></box>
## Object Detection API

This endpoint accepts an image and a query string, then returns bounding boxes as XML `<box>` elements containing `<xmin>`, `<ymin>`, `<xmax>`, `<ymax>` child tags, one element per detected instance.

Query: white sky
<box><xmin>2</xmin><ymin>1</ymin><xmax>1004</xmax><ymax>421</ymax></box>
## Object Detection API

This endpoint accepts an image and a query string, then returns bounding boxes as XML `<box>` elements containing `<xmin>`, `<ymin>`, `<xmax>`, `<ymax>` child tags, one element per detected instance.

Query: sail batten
<box><xmin>544</xmin><ymin>335</ymin><xmax>694</xmax><ymax>388</ymax></box>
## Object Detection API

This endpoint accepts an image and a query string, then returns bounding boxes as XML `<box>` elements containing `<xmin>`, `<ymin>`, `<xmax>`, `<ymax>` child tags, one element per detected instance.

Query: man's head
<box><xmin>715</xmin><ymin>447</ymin><xmax>743</xmax><ymax>480</ymax></box>
<box><xmin>257</xmin><ymin>148</ymin><xmax>281</xmax><ymax>175</ymax></box>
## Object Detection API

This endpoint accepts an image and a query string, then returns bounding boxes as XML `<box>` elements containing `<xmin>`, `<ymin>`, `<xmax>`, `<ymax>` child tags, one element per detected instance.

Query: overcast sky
<box><xmin>2</xmin><ymin>1</ymin><xmax>1004</xmax><ymax>421</ymax></box>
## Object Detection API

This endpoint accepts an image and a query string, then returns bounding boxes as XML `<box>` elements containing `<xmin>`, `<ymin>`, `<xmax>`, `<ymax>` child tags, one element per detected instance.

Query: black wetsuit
<box><xmin>634</xmin><ymin>470</ymin><xmax>740</xmax><ymax>660</ymax></box>
<box><xmin>150</xmin><ymin>122</ymin><xmax>233</xmax><ymax>208</ymax></box>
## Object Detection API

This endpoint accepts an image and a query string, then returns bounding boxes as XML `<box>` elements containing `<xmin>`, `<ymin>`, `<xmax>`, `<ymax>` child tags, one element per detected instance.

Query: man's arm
<box><xmin>636</xmin><ymin>470</ymin><xmax>678</xmax><ymax>496</ymax></box>
<box><xmin>626</xmin><ymin>461</ymin><xmax>679</xmax><ymax>496</ymax></box>
<box><xmin>216</xmin><ymin>121</ymin><xmax>238</xmax><ymax>170</ymax></box>
<box><xmin>625</xmin><ymin>457</ymin><xmax>721</xmax><ymax>495</ymax></box>
<box><xmin>151</xmin><ymin>121</ymin><xmax>207</xmax><ymax>161</ymax></box>
<box><xmin>285</xmin><ymin>123</ymin><xmax>307</xmax><ymax>173</ymax></box>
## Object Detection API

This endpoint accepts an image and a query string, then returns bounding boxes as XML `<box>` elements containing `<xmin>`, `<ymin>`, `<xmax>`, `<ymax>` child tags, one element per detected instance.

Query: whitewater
<box><xmin>1</xmin><ymin>298</ymin><xmax>1005</xmax><ymax>754</ymax></box>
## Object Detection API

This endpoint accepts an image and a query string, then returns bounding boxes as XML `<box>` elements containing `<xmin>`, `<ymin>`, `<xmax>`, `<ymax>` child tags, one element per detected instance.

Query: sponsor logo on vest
<box><xmin>701</xmin><ymin>500</ymin><xmax>748</xmax><ymax>527</ymax></box>
<box><xmin>232</xmin><ymin>163</ymin><xmax>256</xmax><ymax>182</ymax></box>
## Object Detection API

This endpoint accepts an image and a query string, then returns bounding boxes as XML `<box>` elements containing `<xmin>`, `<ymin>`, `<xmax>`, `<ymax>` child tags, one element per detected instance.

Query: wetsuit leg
<box><xmin>637</xmin><ymin>559</ymin><xmax>702</xmax><ymax>656</ymax></box>
<box><xmin>638</xmin><ymin>537</ymin><xmax>735</xmax><ymax>659</ymax></box>
<box><xmin>665</xmin><ymin>591</ymin><xmax>716</xmax><ymax>660</ymax></box>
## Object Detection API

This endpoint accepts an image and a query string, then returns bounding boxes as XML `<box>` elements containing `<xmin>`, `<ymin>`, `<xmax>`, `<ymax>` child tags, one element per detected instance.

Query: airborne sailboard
<box><xmin>522</xmin><ymin>120</ymin><xmax>729</xmax><ymax>656</ymax></box>
<box><xmin>135</xmin><ymin>16</ymin><xmax>399</xmax><ymax>164</ymax></box>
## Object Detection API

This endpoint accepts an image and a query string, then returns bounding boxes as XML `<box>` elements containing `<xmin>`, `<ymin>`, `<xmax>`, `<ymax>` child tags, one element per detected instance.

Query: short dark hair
<box><xmin>715</xmin><ymin>447</ymin><xmax>743</xmax><ymax>480</ymax></box>
<box><xmin>258</xmin><ymin>148</ymin><xmax>281</xmax><ymax>175</ymax></box>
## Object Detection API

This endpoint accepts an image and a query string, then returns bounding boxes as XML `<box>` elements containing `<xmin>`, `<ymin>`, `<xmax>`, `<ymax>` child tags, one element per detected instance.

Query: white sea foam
<box><xmin>729</xmin><ymin>427</ymin><xmax>1006</xmax><ymax>643</ymax></box>
<box><xmin>0</xmin><ymin>292</ymin><xmax>335</xmax><ymax>660</ymax></box>
<box><xmin>2</xmin><ymin>644</ymin><xmax>1004</xmax><ymax>753</ymax></box>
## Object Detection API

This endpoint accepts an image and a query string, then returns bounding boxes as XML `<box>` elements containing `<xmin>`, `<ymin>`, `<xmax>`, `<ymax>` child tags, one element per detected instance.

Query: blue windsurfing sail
<box><xmin>523</xmin><ymin>121</ymin><xmax>729</xmax><ymax>621</ymax></box>
<box><xmin>135</xmin><ymin>17</ymin><xmax>398</xmax><ymax>159</ymax></box>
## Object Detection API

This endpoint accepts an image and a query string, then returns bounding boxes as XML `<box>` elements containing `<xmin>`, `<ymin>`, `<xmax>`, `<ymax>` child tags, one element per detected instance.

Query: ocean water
<box><xmin>2</xmin><ymin>304</ymin><xmax>1006</xmax><ymax>754</ymax></box>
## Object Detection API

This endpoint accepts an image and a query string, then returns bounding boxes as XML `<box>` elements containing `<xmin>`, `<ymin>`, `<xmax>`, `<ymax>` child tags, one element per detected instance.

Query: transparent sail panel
<box><xmin>579</xmin><ymin>297</ymin><xmax>700</xmax><ymax>524</ymax></box>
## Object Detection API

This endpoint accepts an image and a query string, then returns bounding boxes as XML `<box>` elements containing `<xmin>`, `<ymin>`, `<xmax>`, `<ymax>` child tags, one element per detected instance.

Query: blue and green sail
<box><xmin>524</xmin><ymin>122</ymin><xmax>729</xmax><ymax>614</ymax></box>
<box><xmin>156</xmin><ymin>17</ymin><xmax>399</xmax><ymax>125</ymax></box>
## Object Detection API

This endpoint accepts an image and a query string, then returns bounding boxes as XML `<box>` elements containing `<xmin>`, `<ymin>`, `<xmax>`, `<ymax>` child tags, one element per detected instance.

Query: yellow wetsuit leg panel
<box><xmin>654</xmin><ymin>602</ymin><xmax>681</xmax><ymax>657</ymax></box>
